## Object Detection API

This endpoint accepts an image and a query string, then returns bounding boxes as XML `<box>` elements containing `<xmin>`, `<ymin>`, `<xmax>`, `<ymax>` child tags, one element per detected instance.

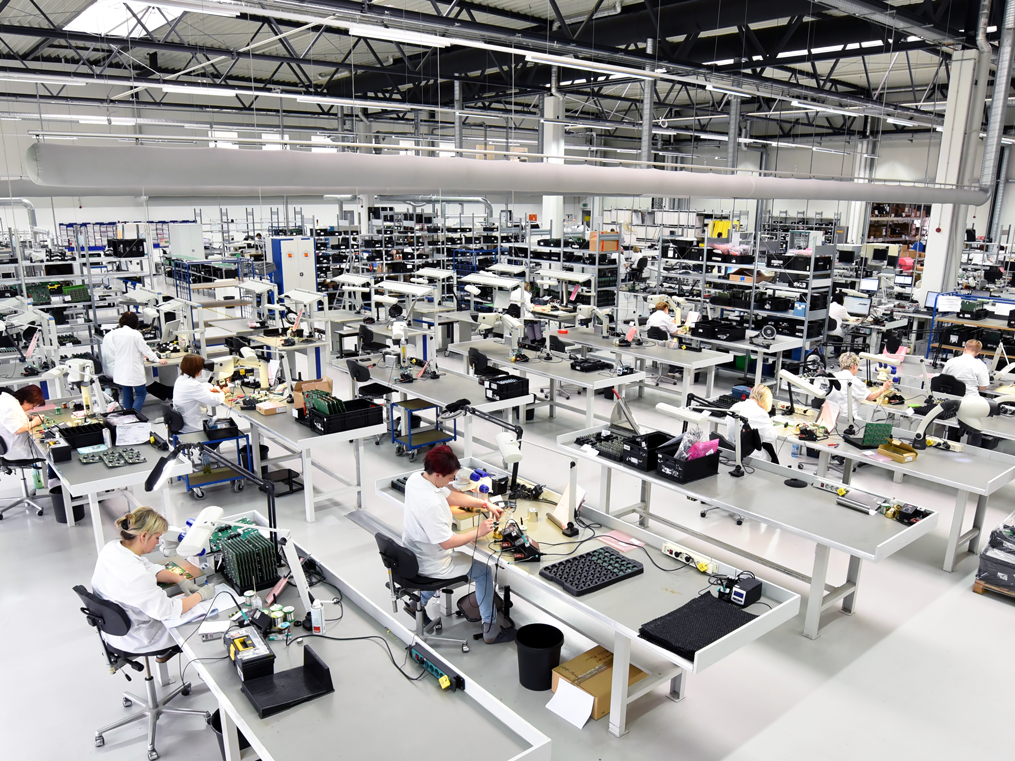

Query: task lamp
<box><xmin>464</xmin><ymin>284</ymin><xmax>482</xmax><ymax>297</ymax></box>
<box><xmin>576</xmin><ymin>304</ymin><xmax>614</xmax><ymax>338</ymax></box>
<box><xmin>778</xmin><ymin>368</ymin><xmax>829</xmax><ymax>415</ymax></box>
<box><xmin>909</xmin><ymin>395</ymin><xmax>1015</xmax><ymax>449</ymax></box>
<box><xmin>439</xmin><ymin>399</ymin><xmax>524</xmax><ymax>499</ymax></box>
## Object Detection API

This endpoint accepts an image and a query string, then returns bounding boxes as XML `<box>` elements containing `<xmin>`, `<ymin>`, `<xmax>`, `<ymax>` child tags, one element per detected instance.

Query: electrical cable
<box><xmin>284</xmin><ymin>632</ymin><xmax>427</xmax><ymax>682</ymax></box>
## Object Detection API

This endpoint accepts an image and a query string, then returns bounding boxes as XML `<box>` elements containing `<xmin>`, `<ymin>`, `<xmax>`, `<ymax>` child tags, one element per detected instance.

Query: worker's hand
<box><xmin>179</xmin><ymin>579</ymin><xmax>199</xmax><ymax>595</ymax></box>
<box><xmin>198</xmin><ymin>585</ymin><xmax>216</xmax><ymax>602</ymax></box>
<box><xmin>158</xmin><ymin>359</ymin><xmax>169</xmax><ymax>366</ymax></box>
<box><xmin>483</xmin><ymin>500</ymin><xmax>504</xmax><ymax>519</ymax></box>
<box><xmin>477</xmin><ymin>518</ymin><xmax>496</xmax><ymax>539</ymax></box>
<box><xmin>30</xmin><ymin>416</ymin><xmax>43</xmax><ymax>428</ymax></box>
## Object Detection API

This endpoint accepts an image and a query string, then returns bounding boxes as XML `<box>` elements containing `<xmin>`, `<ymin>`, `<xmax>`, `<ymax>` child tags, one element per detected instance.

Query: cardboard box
<box><xmin>292</xmin><ymin>377</ymin><xmax>333</xmax><ymax>409</ymax></box>
<box><xmin>256</xmin><ymin>401</ymin><xmax>287</xmax><ymax>416</ymax></box>
<box><xmin>878</xmin><ymin>439</ymin><xmax>918</xmax><ymax>463</ymax></box>
<box><xmin>551</xmin><ymin>646</ymin><xmax>648</xmax><ymax>721</ymax></box>
<box><xmin>727</xmin><ymin>268</ymin><xmax>773</xmax><ymax>284</ymax></box>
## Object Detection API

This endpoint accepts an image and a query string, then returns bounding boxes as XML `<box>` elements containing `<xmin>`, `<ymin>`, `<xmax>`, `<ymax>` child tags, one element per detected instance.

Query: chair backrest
<box><xmin>163</xmin><ymin>405</ymin><xmax>185</xmax><ymax>436</ymax></box>
<box><xmin>359</xmin><ymin>324</ymin><xmax>375</xmax><ymax>344</ymax></box>
<box><xmin>468</xmin><ymin>347</ymin><xmax>489</xmax><ymax>373</ymax></box>
<box><xmin>0</xmin><ymin>434</ymin><xmax>8</xmax><ymax>459</ymax></box>
<box><xmin>646</xmin><ymin>326</ymin><xmax>668</xmax><ymax>340</ymax></box>
<box><xmin>375</xmin><ymin>533</ymin><xmax>420</xmax><ymax>583</ymax></box>
<box><xmin>549</xmin><ymin>335</ymin><xmax>568</xmax><ymax>353</ymax></box>
<box><xmin>73</xmin><ymin>584</ymin><xmax>132</xmax><ymax>637</ymax></box>
<box><xmin>346</xmin><ymin>360</ymin><xmax>371</xmax><ymax>384</ymax></box>
<box><xmin>505</xmin><ymin>303</ymin><xmax>522</xmax><ymax>319</ymax></box>
<box><xmin>637</xmin><ymin>316</ymin><xmax>649</xmax><ymax>326</ymax></box>
<box><xmin>931</xmin><ymin>373</ymin><xmax>966</xmax><ymax>396</ymax></box>
<box><xmin>634</xmin><ymin>256</ymin><xmax>648</xmax><ymax>271</ymax></box>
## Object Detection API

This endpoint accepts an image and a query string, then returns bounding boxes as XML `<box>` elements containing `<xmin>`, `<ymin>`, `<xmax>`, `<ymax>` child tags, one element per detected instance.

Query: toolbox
<box><xmin>307</xmin><ymin>399</ymin><xmax>382</xmax><ymax>434</ymax></box>
<box><xmin>712</xmin><ymin>323</ymin><xmax>747</xmax><ymax>342</ymax></box>
<box><xmin>203</xmin><ymin>417</ymin><xmax>241</xmax><ymax>441</ymax></box>
<box><xmin>57</xmin><ymin>422</ymin><xmax>106</xmax><ymax>450</ymax></box>
<box><xmin>622</xmin><ymin>431</ymin><xmax>677</xmax><ymax>471</ymax></box>
<box><xmin>484</xmin><ymin>375</ymin><xmax>530</xmax><ymax>401</ymax></box>
<box><xmin>691</xmin><ymin>319</ymin><xmax>721</xmax><ymax>339</ymax></box>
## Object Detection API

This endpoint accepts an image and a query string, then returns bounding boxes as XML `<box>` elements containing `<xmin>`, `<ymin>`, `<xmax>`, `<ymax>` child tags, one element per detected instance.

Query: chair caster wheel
<box><xmin>148</xmin><ymin>749</ymin><xmax>159</xmax><ymax>761</ymax></box>
<box><xmin>375</xmin><ymin>440</ymin><xmax>381</xmax><ymax>445</ymax></box>
<box><xmin>700</xmin><ymin>511</ymin><xmax>706</xmax><ymax>518</ymax></box>
<box><xmin>36</xmin><ymin>509</ymin><xmax>43</xmax><ymax>516</ymax></box>
<box><xmin>182</xmin><ymin>683</ymin><xmax>191</xmax><ymax>696</ymax></box>
<box><xmin>434</xmin><ymin>622</ymin><xmax>442</xmax><ymax>632</ymax></box>
<box><xmin>232</xmin><ymin>481</ymin><xmax>244</xmax><ymax>493</ymax></box>
<box><xmin>95</xmin><ymin>735</ymin><xmax>104</xmax><ymax>748</ymax></box>
<box><xmin>123</xmin><ymin>697</ymin><xmax>132</xmax><ymax>707</ymax></box>
<box><xmin>192</xmin><ymin>487</ymin><xmax>205</xmax><ymax>500</ymax></box>
<box><xmin>462</xmin><ymin>645</ymin><xmax>470</xmax><ymax>653</ymax></box>
<box><xmin>0</xmin><ymin>513</ymin><xmax>5</xmax><ymax>520</ymax></box>
<box><xmin>736</xmin><ymin>519</ymin><xmax>744</xmax><ymax>526</ymax></box>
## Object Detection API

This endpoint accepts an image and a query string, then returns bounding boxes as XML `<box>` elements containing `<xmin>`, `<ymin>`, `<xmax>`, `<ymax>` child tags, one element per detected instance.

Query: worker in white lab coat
<box><xmin>172</xmin><ymin>354</ymin><xmax>225</xmax><ymax>434</ymax></box>
<box><xmin>102</xmin><ymin>311</ymin><xmax>168</xmax><ymax>414</ymax></box>
<box><xmin>726</xmin><ymin>385</ymin><xmax>780</xmax><ymax>463</ymax></box>
<box><xmin>0</xmin><ymin>384</ymin><xmax>46</xmax><ymax>460</ymax></box>
<box><xmin>511</xmin><ymin>281</ymin><xmax>543</xmax><ymax>343</ymax></box>
<box><xmin>91</xmin><ymin>507</ymin><xmax>214</xmax><ymax>654</ymax></box>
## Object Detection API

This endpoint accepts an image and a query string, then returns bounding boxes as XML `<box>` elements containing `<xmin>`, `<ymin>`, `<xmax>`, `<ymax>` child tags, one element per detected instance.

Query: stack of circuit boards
<box><xmin>26</xmin><ymin>284</ymin><xmax>51</xmax><ymax>305</ymax></box>
<box><xmin>304</xmin><ymin>389</ymin><xmax>346</xmax><ymax>416</ymax></box>
<box><xmin>574</xmin><ymin>431</ymin><xmax>629</xmax><ymax>462</ymax></box>
<box><xmin>64</xmin><ymin>284</ymin><xmax>90</xmax><ymax>303</ymax></box>
<box><xmin>209</xmin><ymin>519</ymin><xmax>279</xmax><ymax>592</ymax></box>
<box><xmin>78</xmin><ymin>447</ymin><xmax>147</xmax><ymax>468</ymax></box>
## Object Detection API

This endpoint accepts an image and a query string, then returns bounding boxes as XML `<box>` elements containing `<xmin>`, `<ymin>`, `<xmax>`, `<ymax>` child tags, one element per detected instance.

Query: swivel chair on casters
<box><xmin>73</xmin><ymin>584</ymin><xmax>209</xmax><ymax>761</ymax></box>
<box><xmin>0</xmin><ymin>437</ymin><xmax>46</xmax><ymax>519</ymax></box>
<box><xmin>347</xmin><ymin>359</ymin><xmax>393</xmax><ymax>446</ymax></box>
<box><xmin>358</xmin><ymin>324</ymin><xmax>389</xmax><ymax>355</ymax></box>
<box><xmin>375</xmin><ymin>534</ymin><xmax>471</xmax><ymax>653</ymax></box>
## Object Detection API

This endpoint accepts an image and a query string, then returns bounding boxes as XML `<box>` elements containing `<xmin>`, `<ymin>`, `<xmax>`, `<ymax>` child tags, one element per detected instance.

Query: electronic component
<box><xmin>661</xmin><ymin>541</ymin><xmax>719</xmax><ymax>574</ymax></box>
<box><xmin>210</xmin><ymin>519</ymin><xmax>280</xmax><ymax>592</ymax></box>
<box><xmin>303</xmin><ymin>388</ymin><xmax>347</xmax><ymax>416</ymax></box>
<box><xmin>539</xmin><ymin>547</ymin><xmax>644</xmax><ymax>596</ymax></box>
<box><xmin>390</xmin><ymin>476</ymin><xmax>408</xmax><ymax>493</ymax></box>
<box><xmin>570</xmin><ymin>358</ymin><xmax>612</xmax><ymax>373</ymax></box>
<box><xmin>84</xmin><ymin>447</ymin><xmax>147</xmax><ymax>468</ymax></box>
<box><xmin>410</xmin><ymin>648</ymin><xmax>464</xmax><ymax>691</ymax></box>
<box><xmin>575</xmin><ymin>431</ymin><xmax>629</xmax><ymax>461</ymax></box>
<box><xmin>730</xmin><ymin>577</ymin><xmax>762</xmax><ymax>607</ymax></box>
<box><xmin>223</xmin><ymin>627</ymin><xmax>275</xmax><ymax>681</ymax></box>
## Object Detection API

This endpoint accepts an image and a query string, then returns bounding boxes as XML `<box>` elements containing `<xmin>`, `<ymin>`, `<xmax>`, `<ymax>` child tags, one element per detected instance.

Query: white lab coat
<box><xmin>102</xmin><ymin>326</ymin><xmax>159</xmax><ymax>387</ymax></box>
<box><xmin>91</xmin><ymin>541</ymin><xmax>181</xmax><ymax>653</ymax></box>
<box><xmin>0</xmin><ymin>393</ymin><xmax>34</xmax><ymax>460</ymax></box>
<box><xmin>401</xmin><ymin>472</ymin><xmax>472</xmax><ymax>579</ymax></box>
<box><xmin>941</xmin><ymin>352</ymin><xmax>989</xmax><ymax>397</ymax></box>
<box><xmin>510</xmin><ymin>288</ymin><xmax>534</xmax><ymax>320</ymax></box>
<box><xmin>825</xmin><ymin>369</ymin><xmax>871</xmax><ymax>419</ymax></box>
<box><xmin>727</xmin><ymin>399</ymin><xmax>777</xmax><ymax>446</ymax></box>
<box><xmin>828</xmin><ymin>301</ymin><xmax>850</xmax><ymax>337</ymax></box>
<box><xmin>646</xmin><ymin>309</ymin><xmax>679</xmax><ymax>335</ymax></box>
<box><xmin>172</xmin><ymin>375</ymin><xmax>225</xmax><ymax>434</ymax></box>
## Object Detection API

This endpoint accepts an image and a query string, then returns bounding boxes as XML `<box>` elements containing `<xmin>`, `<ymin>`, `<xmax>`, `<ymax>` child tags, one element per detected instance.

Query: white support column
<box><xmin>541</xmin><ymin>95</ymin><xmax>565</xmax><ymax>237</ymax></box>
<box><xmin>925</xmin><ymin>49</ymin><xmax>981</xmax><ymax>293</ymax></box>
<box><xmin>846</xmin><ymin>137</ymin><xmax>871</xmax><ymax>243</ymax></box>
<box><xmin>726</xmin><ymin>96</ymin><xmax>741</xmax><ymax>168</ymax></box>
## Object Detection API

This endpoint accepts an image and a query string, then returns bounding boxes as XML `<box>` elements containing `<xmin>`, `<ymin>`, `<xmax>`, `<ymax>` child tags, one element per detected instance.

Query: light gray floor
<box><xmin>4</xmin><ymin>359</ymin><xmax>1015</xmax><ymax>761</ymax></box>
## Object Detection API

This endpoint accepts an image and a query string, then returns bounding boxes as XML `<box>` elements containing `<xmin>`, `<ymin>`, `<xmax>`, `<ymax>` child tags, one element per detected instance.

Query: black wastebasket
<box><xmin>51</xmin><ymin>485</ymin><xmax>84</xmax><ymax>524</ymax></box>
<box><xmin>208</xmin><ymin>709</ymin><xmax>250</xmax><ymax>760</ymax></box>
<box><xmin>239</xmin><ymin>444</ymin><xmax>270</xmax><ymax>477</ymax></box>
<box><xmin>516</xmin><ymin>623</ymin><xmax>564</xmax><ymax>691</ymax></box>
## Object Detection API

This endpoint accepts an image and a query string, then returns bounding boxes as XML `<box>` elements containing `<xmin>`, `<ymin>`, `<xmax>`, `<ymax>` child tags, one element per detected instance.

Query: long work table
<box><xmin>447</xmin><ymin>339</ymin><xmax>646</xmax><ymax>427</ymax></box>
<box><xmin>556</xmin><ymin>426</ymin><xmax>939</xmax><ymax>639</ymax></box>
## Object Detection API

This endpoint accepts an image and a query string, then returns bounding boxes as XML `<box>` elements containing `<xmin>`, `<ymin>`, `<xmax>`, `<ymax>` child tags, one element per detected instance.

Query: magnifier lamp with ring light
<box><xmin>908</xmin><ymin>394</ymin><xmax>1015</xmax><ymax>450</ymax></box>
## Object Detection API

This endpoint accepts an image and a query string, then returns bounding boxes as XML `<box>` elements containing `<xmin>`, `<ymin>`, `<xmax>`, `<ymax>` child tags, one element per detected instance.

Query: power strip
<box><xmin>410</xmin><ymin>648</ymin><xmax>465</xmax><ymax>692</ymax></box>
<box><xmin>661</xmin><ymin>542</ymin><xmax>718</xmax><ymax>574</ymax></box>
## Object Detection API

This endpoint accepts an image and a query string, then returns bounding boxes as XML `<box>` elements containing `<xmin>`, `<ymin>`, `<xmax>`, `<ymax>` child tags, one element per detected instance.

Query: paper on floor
<box><xmin>546</xmin><ymin>680</ymin><xmax>595</xmax><ymax>729</ymax></box>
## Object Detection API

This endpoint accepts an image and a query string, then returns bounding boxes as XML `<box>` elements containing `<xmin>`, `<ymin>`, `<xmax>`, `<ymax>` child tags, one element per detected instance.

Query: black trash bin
<box><xmin>208</xmin><ymin>709</ymin><xmax>250</xmax><ymax>760</ymax></box>
<box><xmin>516</xmin><ymin>623</ymin><xmax>564</xmax><ymax>691</ymax></box>
<box><xmin>239</xmin><ymin>444</ymin><xmax>270</xmax><ymax>477</ymax></box>
<box><xmin>51</xmin><ymin>485</ymin><xmax>84</xmax><ymax>524</ymax></box>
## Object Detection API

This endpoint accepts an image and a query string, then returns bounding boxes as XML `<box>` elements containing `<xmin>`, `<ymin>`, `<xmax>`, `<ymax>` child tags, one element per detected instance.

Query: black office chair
<box><xmin>468</xmin><ymin>348</ymin><xmax>504</xmax><ymax>379</ymax></box>
<box><xmin>358</xmin><ymin>324</ymin><xmax>389</xmax><ymax>354</ymax></box>
<box><xmin>931</xmin><ymin>374</ymin><xmax>966</xmax><ymax>397</ymax></box>
<box><xmin>646</xmin><ymin>326</ymin><xmax>669</xmax><ymax>341</ymax></box>
<box><xmin>0</xmin><ymin>435</ymin><xmax>46</xmax><ymax>519</ymax></box>
<box><xmin>505</xmin><ymin>302</ymin><xmax>522</xmax><ymax>319</ymax></box>
<box><xmin>627</xmin><ymin>256</ymin><xmax>648</xmax><ymax>283</ymax></box>
<box><xmin>374</xmin><ymin>534</ymin><xmax>471</xmax><ymax>652</ymax></box>
<box><xmin>73</xmin><ymin>584</ymin><xmax>209</xmax><ymax>760</ymax></box>
<box><xmin>346</xmin><ymin>360</ymin><xmax>393</xmax><ymax>445</ymax></box>
<box><xmin>162</xmin><ymin>405</ymin><xmax>185</xmax><ymax>438</ymax></box>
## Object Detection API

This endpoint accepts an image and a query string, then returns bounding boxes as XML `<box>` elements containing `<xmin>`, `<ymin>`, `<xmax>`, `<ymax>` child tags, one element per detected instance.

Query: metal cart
<box><xmin>172</xmin><ymin>430</ymin><xmax>252</xmax><ymax>500</ymax></box>
<box><xmin>389</xmin><ymin>398</ymin><xmax>457</xmax><ymax>461</ymax></box>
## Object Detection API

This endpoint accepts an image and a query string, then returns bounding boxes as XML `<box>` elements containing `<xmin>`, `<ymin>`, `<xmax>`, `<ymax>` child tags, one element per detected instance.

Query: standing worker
<box><xmin>103</xmin><ymin>312</ymin><xmax>167</xmax><ymax>413</ymax></box>
<box><xmin>173</xmin><ymin>354</ymin><xmax>225</xmax><ymax>434</ymax></box>
<box><xmin>401</xmin><ymin>445</ymin><xmax>516</xmax><ymax>645</ymax></box>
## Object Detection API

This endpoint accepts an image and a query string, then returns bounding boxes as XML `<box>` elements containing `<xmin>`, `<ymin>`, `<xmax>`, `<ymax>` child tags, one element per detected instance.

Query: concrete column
<box><xmin>414</xmin><ymin>111</ymin><xmax>422</xmax><ymax>156</ymax></box>
<box><xmin>541</xmin><ymin>95</ymin><xmax>565</xmax><ymax>236</ymax></box>
<box><xmin>925</xmin><ymin>48</ymin><xmax>981</xmax><ymax>292</ymax></box>
<box><xmin>727</xmin><ymin>96</ymin><xmax>741</xmax><ymax>168</ymax></box>
<box><xmin>846</xmin><ymin>137</ymin><xmax>871</xmax><ymax>243</ymax></box>
<box><xmin>640</xmin><ymin>39</ymin><xmax>655</xmax><ymax>164</ymax></box>
<box><xmin>454</xmin><ymin>81</ymin><xmax>464</xmax><ymax>156</ymax></box>
<box><xmin>354</xmin><ymin>109</ymin><xmax>372</xmax><ymax>154</ymax></box>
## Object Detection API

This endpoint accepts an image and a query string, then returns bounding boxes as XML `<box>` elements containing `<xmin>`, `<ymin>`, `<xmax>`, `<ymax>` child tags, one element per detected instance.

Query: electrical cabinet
<box><xmin>270</xmin><ymin>236</ymin><xmax>316</xmax><ymax>292</ymax></box>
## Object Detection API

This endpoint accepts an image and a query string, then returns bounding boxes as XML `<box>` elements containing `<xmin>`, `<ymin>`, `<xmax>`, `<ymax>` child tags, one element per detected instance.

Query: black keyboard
<box><xmin>539</xmin><ymin>547</ymin><xmax>644</xmax><ymax>596</ymax></box>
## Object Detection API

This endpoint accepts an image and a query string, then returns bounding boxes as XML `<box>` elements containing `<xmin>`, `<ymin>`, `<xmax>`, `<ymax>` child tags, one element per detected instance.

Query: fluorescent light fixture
<box><xmin>524</xmin><ymin>53</ymin><xmax>660</xmax><ymax>80</ymax></box>
<box><xmin>296</xmin><ymin>95</ymin><xmax>416</xmax><ymax>111</ymax></box>
<box><xmin>706</xmin><ymin>84</ymin><xmax>748</xmax><ymax>98</ymax></box>
<box><xmin>886</xmin><ymin>117</ymin><xmax>916</xmax><ymax>127</ymax></box>
<box><xmin>42</xmin><ymin>136</ymin><xmax>78</xmax><ymax>140</ymax></box>
<box><xmin>161</xmin><ymin>84</ymin><xmax>246</xmax><ymax>97</ymax></box>
<box><xmin>0</xmin><ymin>73</ymin><xmax>88</xmax><ymax>87</ymax></box>
<box><xmin>813</xmin><ymin>146</ymin><xmax>847</xmax><ymax>155</ymax></box>
<box><xmin>791</xmin><ymin>100</ymin><xmax>856</xmax><ymax>118</ymax></box>
<box><xmin>0</xmin><ymin>117</ymin><xmax>21</xmax><ymax>121</ymax></box>
<box><xmin>345</xmin><ymin>23</ymin><xmax>450</xmax><ymax>48</ymax></box>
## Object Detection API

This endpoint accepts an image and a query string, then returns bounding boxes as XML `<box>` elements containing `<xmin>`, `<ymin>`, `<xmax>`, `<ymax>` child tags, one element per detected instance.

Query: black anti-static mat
<box><xmin>639</xmin><ymin>594</ymin><xmax>757</xmax><ymax>661</ymax></box>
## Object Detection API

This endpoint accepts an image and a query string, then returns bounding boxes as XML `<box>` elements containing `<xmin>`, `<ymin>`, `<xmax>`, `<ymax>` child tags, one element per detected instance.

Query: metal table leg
<box><xmin>302</xmin><ymin>446</ymin><xmax>316</xmax><ymax>522</ymax></box>
<box><xmin>584</xmin><ymin>392</ymin><xmax>594</xmax><ymax>428</ymax></box>
<box><xmin>667</xmin><ymin>670</ymin><xmax>686</xmax><ymax>703</ymax></box>
<box><xmin>638</xmin><ymin>481</ymin><xmax>651</xmax><ymax>528</ymax></box>
<box><xmin>804</xmin><ymin>543</ymin><xmax>831</xmax><ymax>639</ymax></box>
<box><xmin>681</xmin><ymin>368</ymin><xmax>692</xmax><ymax>403</ymax></box>
<box><xmin>754</xmin><ymin>349</ymin><xmax>764</xmax><ymax>386</ymax></box>
<box><xmin>943</xmin><ymin>489</ymin><xmax>970</xmax><ymax>572</ymax></box>
<box><xmin>599</xmin><ymin>464</ymin><xmax>612</xmax><ymax>514</ymax></box>
<box><xmin>841</xmin><ymin>555</ymin><xmax>862</xmax><ymax>615</ymax></box>
<box><xmin>607</xmin><ymin>632</ymin><xmax>632</xmax><ymax>738</ymax></box>
<box><xmin>219</xmin><ymin>704</ymin><xmax>242</xmax><ymax>761</ymax></box>
<box><xmin>89</xmin><ymin>492</ymin><xmax>104</xmax><ymax>555</ymax></box>
<box><xmin>353</xmin><ymin>439</ymin><xmax>364</xmax><ymax>509</ymax></box>
<box><xmin>463</xmin><ymin>416</ymin><xmax>474</xmax><ymax>459</ymax></box>
<box><xmin>705</xmin><ymin>365</ymin><xmax>715</xmax><ymax>397</ymax></box>
<box><xmin>970</xmin><ymin>494</ymin><xmax>989</xmax><ymax>555</ymax></box>
<box><xmin>250</xmin><ymin>426</ymin><xmax>262</xmax><ymax>475</ymax></box>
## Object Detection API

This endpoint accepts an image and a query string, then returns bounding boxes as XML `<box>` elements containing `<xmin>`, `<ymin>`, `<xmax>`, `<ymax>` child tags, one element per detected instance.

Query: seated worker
<box><xmin>646</xmin><ymin>301</ymin><xmax>681</xmax><ymax>337</ymax></box>
<box><xmin>402</xmin><ymin>445</ymin><xmax>515</xmax><ymax>645</ymax></box>
<box><xmin>825</xmin><ymin>352</ymin><xmax>893</xmax><ymax>419</ymax></box>
<box><xmin>510</xmin><ymin>281</ymin><xmax>543</xmax><ymax>344</ymax></box>
<box><xmin>173</xmin><ymin>354</ymin><xmax>226</xmax><ymax>434</ymax></box>
<box><xmin>828</xmin><ymin>292</ymin><xmax>856</xmax><ymax>337</ymax></box>
<box><xmin>0</xmin><ymin>385</ymin><xmax>47</xmax><ymax>459</ymax></box>
<box><xmin>91</xmin><ymin>506</ymin><xmax>214</xmax><ymax>653</ymax></box>
<box><xmin>726</xmin><ymin>385</ymin><xmax>779</xmax><ymax>462</ymax></box>
<box><xmin>941</xmin><ymin>339</ymin><xmax>989</xmax><ymax>398</ymax></box>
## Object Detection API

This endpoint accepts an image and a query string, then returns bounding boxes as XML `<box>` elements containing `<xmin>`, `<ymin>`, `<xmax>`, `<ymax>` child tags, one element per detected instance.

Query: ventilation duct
<box><xmin>0</xmin><ymin>197</ymin><xmax>38</xmax><ymax>228</ymax></box>
<box><xmin>377</xmin><ymin>195</ymin><xmax>494</xmax><ymax>218</ymax></box>
<box><xmin>25</xmin><ymin>143</ymin><xmax>992</xmax><ymax>204</ymax></box>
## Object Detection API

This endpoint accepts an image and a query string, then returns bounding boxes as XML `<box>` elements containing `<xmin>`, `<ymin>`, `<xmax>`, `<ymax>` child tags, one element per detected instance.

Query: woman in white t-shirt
<box><xmin>824</xmin><ymin>352</ymin><xmax>893</xmax><ymax>421</ymax></box>
<box><xmin>726</xmin><ymin>385</ymin><xmax>779</xmax><ymax>461</ymax></box>
<box><xmin>0</xmin><ymin>384</ymin><xmax>46</xmax><ymax>460</ymax></box>
<box><xmin>91</xmin><ymin>507</ymin><xmax>213</xmax><ymax>654</ymax></box>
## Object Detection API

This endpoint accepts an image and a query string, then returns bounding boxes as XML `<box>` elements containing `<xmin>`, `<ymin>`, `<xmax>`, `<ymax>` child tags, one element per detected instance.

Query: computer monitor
<box><xmin>894</xmin><ymin>274</ymin><xmax>914</xmax><ymax>287</ymax></box>
<box><xmin>923</xmin><ymin>290</ymin><xmax>939</xmax><ymax>309</ymax></box>
<box><xmin>843</xmin><ymin>296</ymin><xmax>872</xmax><ymax>318</ymax></box>
<box><xmin>162</xmin><ymin>319</ymin><xmax>181</xmax><ymax>342</ymax></box>
<box><xmin>871</xmin><ymin>247</ymin><xmax>888</xmax><ymax>263</ymax></box>
<box><xmin>837</xmin><ymin>251</ymin><xmax>855</xmax><ymax>264</ymax></box>
<box><xmin>886</xmin><ymin>254</ymin><xmax>899</xmax><ymax>269</ymax></box>
<box><xmin>859</xmin><ymin>277</ymin><xmax>880</xmax><ymax>293</ymax></box>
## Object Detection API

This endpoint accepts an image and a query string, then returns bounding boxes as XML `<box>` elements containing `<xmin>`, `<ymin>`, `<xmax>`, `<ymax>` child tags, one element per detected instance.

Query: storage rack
<box><xmin>761</xmin><ymin>211</ymin><xmax>846</xmax><ymax>250</ymax></box>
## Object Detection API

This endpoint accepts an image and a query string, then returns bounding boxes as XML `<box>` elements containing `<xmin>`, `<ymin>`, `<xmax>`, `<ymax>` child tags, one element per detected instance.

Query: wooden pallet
<box><xmin>973</xmin><ymin>579</ymin><xmax>1015</xmax><ymax>600</ymax></box>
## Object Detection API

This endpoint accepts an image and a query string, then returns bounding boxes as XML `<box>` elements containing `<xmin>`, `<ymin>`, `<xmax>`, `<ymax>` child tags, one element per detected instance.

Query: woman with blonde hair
<box><xmin>726</xmin><ymin>385</ymin><xmax>779</xmax><ymax>462</ymax></box>
<box><xmin>91</xmin><ymin>506</ymin><xmax>213</xmax><ymax>653</ymax></box>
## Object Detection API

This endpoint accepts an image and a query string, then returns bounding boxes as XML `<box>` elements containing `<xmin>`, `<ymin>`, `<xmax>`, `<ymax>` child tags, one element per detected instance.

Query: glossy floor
<box><xmin>3</xmin><ymin>369</ymin><xmax>1013</xmax><ymax>761</ymax></box>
